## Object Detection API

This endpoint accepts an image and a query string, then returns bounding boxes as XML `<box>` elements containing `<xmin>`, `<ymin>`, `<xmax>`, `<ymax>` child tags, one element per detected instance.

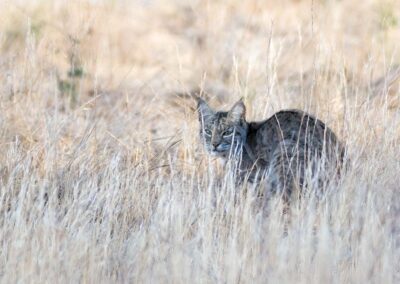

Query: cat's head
<box><xmin>197</xmin><ymin>98</ymin><xmax>248</xmax><ymax>158</ymax></box>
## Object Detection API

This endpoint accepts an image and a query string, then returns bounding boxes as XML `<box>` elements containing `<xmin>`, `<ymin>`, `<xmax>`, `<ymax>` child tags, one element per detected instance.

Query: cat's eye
<box><xmin>204</xmin><ymin>129</ymin><xmax>212</xmax><ymax>136</ymax></box>
<box><xmin>222</xmin><ymin>128</ymin><xmax>234</xmax><ymax>137</ymax></box>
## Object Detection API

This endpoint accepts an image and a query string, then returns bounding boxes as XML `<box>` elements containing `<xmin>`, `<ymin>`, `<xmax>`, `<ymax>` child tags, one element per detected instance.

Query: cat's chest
<box><xmin>238</xmin><ymin>126</ymin><xmax>284</xmax><ymax>182</ymax></box>
<box><xmin>246</xmin><ymin>127</ymin><xmax>278</xmax><ymax>162</ymax></box>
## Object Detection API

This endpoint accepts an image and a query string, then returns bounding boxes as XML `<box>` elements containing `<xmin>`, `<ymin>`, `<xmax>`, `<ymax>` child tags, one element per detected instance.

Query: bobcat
<box><xmin>197</xmin><ymin>97</ymin><xmax>345</xmax><ymax>200</ymax></box>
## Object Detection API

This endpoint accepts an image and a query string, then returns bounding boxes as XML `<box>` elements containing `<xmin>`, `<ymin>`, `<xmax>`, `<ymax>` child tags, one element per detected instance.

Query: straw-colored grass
<box><xmin>0</xmin><ymin>0</ymin><xmax>399</xmax><ymax>282</ymax></box>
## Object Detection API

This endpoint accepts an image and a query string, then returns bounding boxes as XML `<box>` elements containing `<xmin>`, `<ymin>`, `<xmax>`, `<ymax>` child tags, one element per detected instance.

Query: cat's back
<box><xmin>249</xmin><ymin>109</ymin><xmax>323</xmax><ymax>138</ymax></box>
<box><xmin>248</xmin><ymin>109</ymin><xmax>343</xmax><ymax>160</ymax></box>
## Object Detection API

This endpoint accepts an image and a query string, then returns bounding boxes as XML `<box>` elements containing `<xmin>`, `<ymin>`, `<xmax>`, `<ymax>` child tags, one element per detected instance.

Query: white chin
<box><xmin>210</xmin><ymin>150</ymin><xmax>224</xmax><ymax>157</ymax></box>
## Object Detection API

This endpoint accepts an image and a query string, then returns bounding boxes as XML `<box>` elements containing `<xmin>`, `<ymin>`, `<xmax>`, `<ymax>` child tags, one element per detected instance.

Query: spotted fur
<box><xmin>197</xmin><ymin>98</ymin><xmax>345</xmax><ymax>199</ymax></box>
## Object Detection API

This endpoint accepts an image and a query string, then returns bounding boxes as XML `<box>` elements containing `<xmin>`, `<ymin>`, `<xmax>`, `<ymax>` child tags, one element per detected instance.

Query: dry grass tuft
<box><xmin>0</xmin><ymin>0</ymin><xmax>399</xmax><ymax>282</ymax></box>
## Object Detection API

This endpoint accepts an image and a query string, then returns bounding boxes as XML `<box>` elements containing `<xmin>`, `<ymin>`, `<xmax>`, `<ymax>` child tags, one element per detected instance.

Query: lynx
<box><xmin>197</xmin><ymin>98</ymin><xmax>345</xmax><ymax>200</ymax></box>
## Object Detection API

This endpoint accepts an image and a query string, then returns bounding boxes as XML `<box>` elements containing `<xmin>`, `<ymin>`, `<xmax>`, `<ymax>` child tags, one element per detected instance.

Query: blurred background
<box><xmin>0</xmin><ymin>0</ymin><xmax>399</xmax><ymax>148</ymax></box>
<box><xmin>0</xmin><ymin>1</ymin><xmax>399</xmax><ymax>282</ymax></box>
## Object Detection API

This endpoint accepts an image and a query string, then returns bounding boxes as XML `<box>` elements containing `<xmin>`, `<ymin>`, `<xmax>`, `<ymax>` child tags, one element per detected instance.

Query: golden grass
<box><xmin>0</xmin><ymin>0</ymin><xmax>399</xmax><ymax>282</ymax></box>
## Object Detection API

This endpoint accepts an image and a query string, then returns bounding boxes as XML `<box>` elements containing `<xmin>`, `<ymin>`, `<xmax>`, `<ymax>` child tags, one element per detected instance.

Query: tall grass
<box><xmin>0</xmin><ymin>0</ymin><xmax>399</xmax><ymax>282</ymax></box>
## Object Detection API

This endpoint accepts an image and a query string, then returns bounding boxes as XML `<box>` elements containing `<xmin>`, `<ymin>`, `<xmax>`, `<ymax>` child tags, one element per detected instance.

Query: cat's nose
<box><xmin>212</xmin><ymin>142</ymin><xmax>219</xmax><ymax>150</ymax></box>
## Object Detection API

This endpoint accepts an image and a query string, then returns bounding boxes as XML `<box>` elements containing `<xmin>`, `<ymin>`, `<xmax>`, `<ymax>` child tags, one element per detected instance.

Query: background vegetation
<box><xmin>0</xmin><ymin>0</ymin><xmax>399</xmax><ymax>282</ymax></box>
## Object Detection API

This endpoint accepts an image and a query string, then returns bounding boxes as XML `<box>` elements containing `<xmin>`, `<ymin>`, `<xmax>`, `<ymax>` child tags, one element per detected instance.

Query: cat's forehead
<box><xmin>215</xmin><ymin>111</ymin><xmax>227</xmax><ymax>120</ymax></box>
<box><xmin>209</xmin><ymin>112</ymin><xmax>230</xmax><ymax>125</ymax></box>
<box><xmin>211</xmin><ymin>111</ymin><xmax>228</xmax><ymax>124</ymax></box>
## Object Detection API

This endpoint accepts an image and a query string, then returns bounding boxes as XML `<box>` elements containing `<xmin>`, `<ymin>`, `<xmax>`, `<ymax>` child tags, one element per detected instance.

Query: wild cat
<box><xmin>197</xmin><ymin>97</ymin><xmax>345</xmax><ymax>200</ymax></box>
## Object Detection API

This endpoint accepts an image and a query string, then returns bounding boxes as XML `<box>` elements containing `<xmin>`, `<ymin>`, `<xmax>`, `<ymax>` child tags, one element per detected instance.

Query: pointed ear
<box><xmin>197</xmin><ymin>98</ymin><xmax>214</xmax><ymax>122</ymax></box>
<box><xmin>228</xmin><ymin>99</ymin><xmax>246</xmax><ymax>122</ymax></box>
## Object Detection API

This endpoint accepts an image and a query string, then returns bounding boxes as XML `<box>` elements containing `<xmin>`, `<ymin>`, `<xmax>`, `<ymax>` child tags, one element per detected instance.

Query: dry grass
<box><xmin>0</xmin><ymin>0</ymin><xmax>399</xmax><ymax>282</ymax></box>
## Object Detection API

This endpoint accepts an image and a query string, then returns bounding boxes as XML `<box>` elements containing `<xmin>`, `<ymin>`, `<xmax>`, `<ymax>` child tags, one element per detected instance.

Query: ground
<box><xmin>0</xmin><ymin>0</ymin><xmax>399</xmax><ymax>282</ymax></box>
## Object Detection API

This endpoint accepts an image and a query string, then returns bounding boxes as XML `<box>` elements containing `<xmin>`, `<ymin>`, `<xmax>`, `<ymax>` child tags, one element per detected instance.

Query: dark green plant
<box><xmin>57</xmin><ymin>39</ymin><xmax>84</xmax><ymax>108</ymax></box>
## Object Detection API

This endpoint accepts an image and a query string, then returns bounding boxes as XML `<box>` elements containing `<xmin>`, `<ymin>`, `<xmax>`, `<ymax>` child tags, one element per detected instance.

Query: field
<box><xmin>0</xmin><ymin>0</ymin><xmax>399</xmax><ymax>282</ymax></box>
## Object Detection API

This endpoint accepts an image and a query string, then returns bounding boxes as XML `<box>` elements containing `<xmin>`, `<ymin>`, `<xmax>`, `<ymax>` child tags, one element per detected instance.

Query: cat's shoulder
<box><xmin>249</xmin><ymin>109</ymin><xmax>315</xmax><ymax>129</ymax></box>
<box><xmin>271</xmin><ymin>109</ymin><xmax>314</xmax><ymax>120</ymax></box>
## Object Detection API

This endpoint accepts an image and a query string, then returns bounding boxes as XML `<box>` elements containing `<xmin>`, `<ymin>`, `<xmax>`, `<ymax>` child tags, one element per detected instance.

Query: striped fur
<box><xmin>197</xmin><ymin>98</ymin><xmax>345</xmax><ymax>199</ymax></box>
